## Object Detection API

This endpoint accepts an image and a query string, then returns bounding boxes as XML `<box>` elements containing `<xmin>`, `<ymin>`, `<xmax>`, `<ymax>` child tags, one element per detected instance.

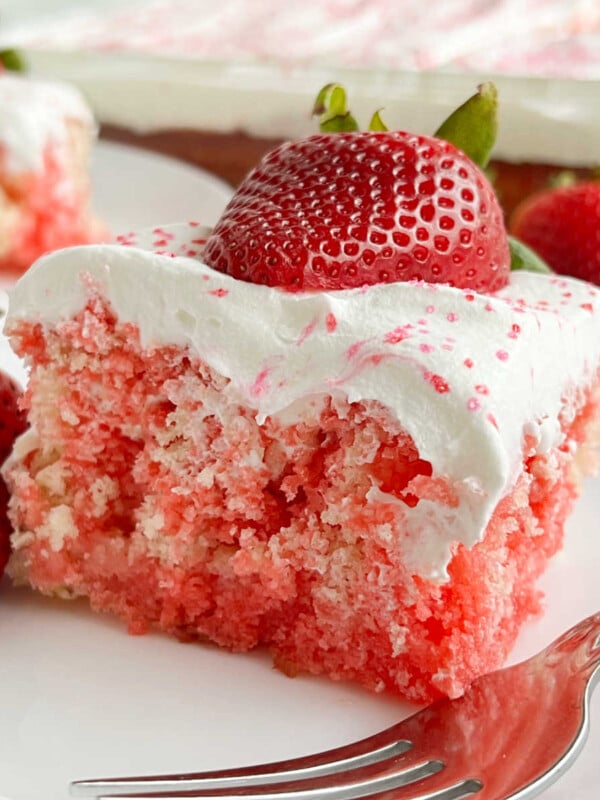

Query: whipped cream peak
<box><xmin>0</xmin><ymin>72</ymin><xmax>95</xmax><ymax>173</ymax></box>
<box><xmin>8</xmin><ymin>222</ymin><xmax>600</xmax><ymax>578</ymax></box>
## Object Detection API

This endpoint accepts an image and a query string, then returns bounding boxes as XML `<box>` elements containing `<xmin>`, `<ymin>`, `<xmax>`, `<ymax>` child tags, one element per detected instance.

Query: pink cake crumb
<box><xmin>5</xmin><ymin>286</ymin><xmax>599</xmax><ymax>702</ymax></box>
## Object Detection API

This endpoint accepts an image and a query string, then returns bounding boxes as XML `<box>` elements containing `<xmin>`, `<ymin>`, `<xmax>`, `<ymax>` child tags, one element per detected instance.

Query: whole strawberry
<box><xmin>0</xmin><ymin>371</ymin><xmax>26</xmax><ymax>576</ymax></box>
<box><xmin>510</xmin><ymin>182</ymin><xmax>600</xmax><ymax>285</ymax></box>
<box><xmin>204</xmin><ymin>84</ymin><xmax>510</xmax><ymax>294</ymax></box>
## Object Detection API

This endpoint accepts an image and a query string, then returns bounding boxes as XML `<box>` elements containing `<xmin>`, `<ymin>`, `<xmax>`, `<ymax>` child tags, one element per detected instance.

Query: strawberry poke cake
<box><xmin>0</xmin><ymin>69</ymin><xmax>103</xmax><ymax>275</ymax></box>
<box><xmin>3</xmin><ymin>88</ymin><xmax>600</xmax><ymax>703</ymax></box>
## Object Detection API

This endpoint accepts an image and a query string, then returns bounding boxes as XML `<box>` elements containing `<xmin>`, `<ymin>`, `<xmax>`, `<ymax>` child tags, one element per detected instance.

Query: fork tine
<box><xmin>71</xmin><ymin>725</ymin><xmax>416</xmax><ymax>797</ymax></box>
<box><xmin>72</xmin><ymin>611</ymin><xmax>600</xmax><ymax>800</ymax></box>
<box><xmin>94</xmin><ymin>771</ymin><xmax>483</xmax><ymax>800</ymax></box>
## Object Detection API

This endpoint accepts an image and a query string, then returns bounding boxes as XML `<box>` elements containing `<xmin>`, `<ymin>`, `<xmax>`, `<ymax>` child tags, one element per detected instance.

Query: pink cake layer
<box><xmin>0</xmin><ymin>130</ymin><xmax>104</xmax><ymax>275</ymax></box>
<box><xmin>6</xmin><ymin>286</ymin><xmax>599</xmax><ymax>702</ymax></box>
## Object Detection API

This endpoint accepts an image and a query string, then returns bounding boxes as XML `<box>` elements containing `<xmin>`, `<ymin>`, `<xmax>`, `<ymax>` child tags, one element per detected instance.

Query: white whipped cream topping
<box><xmin>7</xmin><ymin>223</ymin><xmax>600</xmax><ymax>579</ymax></box>
<box><xmin>0</xmin><ymin>72</ymin><xmax>95</xmax><ymax>173</ymax></box>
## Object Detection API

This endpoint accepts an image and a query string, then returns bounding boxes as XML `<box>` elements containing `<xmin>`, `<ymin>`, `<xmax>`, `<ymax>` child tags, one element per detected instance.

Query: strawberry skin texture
<box><xmin>205</xmin><ymin>132</ymin><xmax>510</xmax><ymax>293</ymax></box>
<box><xmin>511</xmin><ymin>182</ymin><xmax>600</xmax><ymax>285</ymax></box>
<box><xmin>0</xmin><ymin>372</ymin><xmax>26</xmax><ymax>576</ymax></box>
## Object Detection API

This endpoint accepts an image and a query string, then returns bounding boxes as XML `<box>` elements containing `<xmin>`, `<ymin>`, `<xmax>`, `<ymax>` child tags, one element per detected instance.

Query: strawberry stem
<box><xmin>509</xmin><ymin>236</ymin><xmax>553</xmax><ymax>274</ymax></box>
<box><xmin>0</xmin><ymin>49</ymin><xmax>27</xmax><ymax>72</ymax></box>
<box><xmin>313</xmin><ymin>83</ymin><xmax>359</xmax><ymax>132</ymax></box>
<box><xmin>434</xmin><ymin>82</ymin><xmax>498</xmax><ymax>169</ymax></box>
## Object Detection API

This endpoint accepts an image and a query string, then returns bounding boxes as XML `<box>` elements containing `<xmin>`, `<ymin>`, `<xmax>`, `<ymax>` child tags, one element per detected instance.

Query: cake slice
<box><xmin>0</xmin><ymin>71</ymin><xmax>104</xmax><ymax>275</ymax></box>
<box><xmin>4</xmin><ymin>221</ymin><xmax>599</xmax><ymax>702</ymax></box>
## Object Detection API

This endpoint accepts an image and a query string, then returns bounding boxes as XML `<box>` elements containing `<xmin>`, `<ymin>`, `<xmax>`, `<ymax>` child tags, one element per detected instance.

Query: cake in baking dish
<box><xmin>4</xmin><ymin>215</ymin><xmax>599</xmax><ymax>701</ymax></box>
<box><xmin>5</xmin><ymin>1</ymin><xmax>597</xmax><ymax>211</ymax></box>
<box><xmin>6</xmin><ymin>0</ymin><xmax>600</xmax><ymax>214</ymax></box>
<box><xmin>0</xmin><ymin>71</ymin><xmax>104</xmax><ymax>275</ymax></box>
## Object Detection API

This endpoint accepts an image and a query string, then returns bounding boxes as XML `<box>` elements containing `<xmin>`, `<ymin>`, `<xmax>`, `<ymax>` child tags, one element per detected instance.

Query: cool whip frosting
<box><xmin>0</xmin><ymin>72</ymin><xmax>95</xmax><ymax>173</ymax></box>
<box><xmin>8</xmin><ymin>222</ymin><xmax>600</xmax><ymax>578</ymax></box>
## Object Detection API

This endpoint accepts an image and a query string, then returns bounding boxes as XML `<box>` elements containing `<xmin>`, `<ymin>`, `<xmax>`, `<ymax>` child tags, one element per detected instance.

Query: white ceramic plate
<box><xmin>0</xmin><ymin>145</ymin><xmax>598</xmax><ymax>800</ymax></box>
<box><xmin>90</xmin><ymin>139</ymin><xmax>235</xmax><ymax>231</ymax></box>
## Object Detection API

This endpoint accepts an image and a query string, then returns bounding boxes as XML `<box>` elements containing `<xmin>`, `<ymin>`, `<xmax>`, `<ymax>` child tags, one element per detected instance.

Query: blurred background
<box><xmin>2</xmin><ymin>6</ymin><xmax>600</xmax><ymax>800</ymax></box>
<box><xmin>2</xmin><ymin>0</ymin><xmax>600</xmax><ymax>210</ymax></box>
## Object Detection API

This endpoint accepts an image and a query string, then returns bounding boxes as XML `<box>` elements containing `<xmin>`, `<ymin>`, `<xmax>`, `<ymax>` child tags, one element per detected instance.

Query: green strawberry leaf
<box><xmin>368</xmin><ymin>109</ymin><xmax>388</xmax><ymax>131</ymax></box>
<box><xmin>320</xmin><ymin>112</ymin><xmax>360</xmax><ymax>132</ymax></box>
<box><xmin>313</xmin><ymin>83</ymin><xmax>346</xmax><ymax>117</ymax></box>
<box><xmin>509</xmin><ymin>236</ymin><xmax>553</xmax><ymax>274</ymax></box>
<box><xmin>434</xmin><ymin>81</ymin><xmax>498</xmax><ymax>169</ymax></box>
<box><xmin>0</xmin><ymin>49</ymin><xmax>27</xmax><ymax>72</ymax></box>
<box><xmin>313</xmin><ymin>83</ymin><xmax>359</xmax><ymax>132</ymax></box>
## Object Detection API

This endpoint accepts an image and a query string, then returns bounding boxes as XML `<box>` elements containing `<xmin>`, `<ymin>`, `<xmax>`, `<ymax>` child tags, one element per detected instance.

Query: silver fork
<box><xmin>71</xmin><ymin>612</ymin><xmax>600</xmax><ymax>800</ymax></box>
